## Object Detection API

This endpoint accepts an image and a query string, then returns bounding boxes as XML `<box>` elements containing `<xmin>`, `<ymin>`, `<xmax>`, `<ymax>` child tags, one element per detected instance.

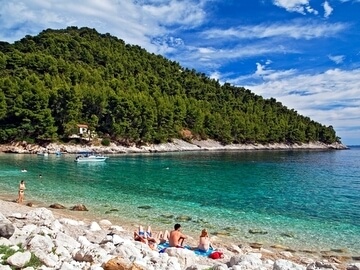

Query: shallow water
<box><xmin>0</xmin><ymin>147</ymin><xmax>359</xmax><ymax>255</ymax></box>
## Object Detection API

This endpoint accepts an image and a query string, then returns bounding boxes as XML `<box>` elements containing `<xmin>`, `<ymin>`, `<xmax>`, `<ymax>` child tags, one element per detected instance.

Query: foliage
<box><xmin>0</xmin><ymin>27</ymin><xmax>341</xmax><ymax>145</ymax></box>
<box><xmin>101</xmin><ymin>137</ymin><xmax>111</xmax><ymax>146</ymax></box>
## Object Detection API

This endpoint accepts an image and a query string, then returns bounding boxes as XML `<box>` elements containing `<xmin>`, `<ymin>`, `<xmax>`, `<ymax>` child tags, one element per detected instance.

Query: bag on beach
<box><xmin>209</xmin><ymin>251</ymin><xmax>224</xmax><ymax>259</ymax></box>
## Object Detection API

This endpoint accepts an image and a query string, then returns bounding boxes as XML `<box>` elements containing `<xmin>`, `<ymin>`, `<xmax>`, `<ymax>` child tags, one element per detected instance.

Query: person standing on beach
<box><xmin>169</xmin><ymin>223</ymin><xmax>187</xmax><ymax>248</ymax></box>
<box><xmin>17</xmin><ymin>180</ymin><xmax>26</xmax><ymax>204</ymax></box>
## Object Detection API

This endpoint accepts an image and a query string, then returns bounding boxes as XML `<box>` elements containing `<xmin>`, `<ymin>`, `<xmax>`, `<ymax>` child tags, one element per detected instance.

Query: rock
<box><xmin>165</xmin><ymin>247</ymin><xmax>197</xmax><ymax>268</ymax></box>
<box><xmin>248</xmin><ymin>229</ymin><xmax>268</xmax><ymax>234</ymax></box>
<box><xmin>0</xmin><ymin>237</ymin><xmax>12</xmax><ymax>246</ymax></box>
<box><xmin>99</xmin><ymin>219</ymin><xmax>113</xmax><ymax>228</ymax></box>
<box><xmin>249</xmin><ymin>242</ymin><xmax>263</xmax><ymax>249</ymax></box>
<box><xmin>347</xmin><ymin>263</ymin><xmax>360</xmax><ymax>270</ymax></box>
<box><xmin>0</xmin><ymin>264</ymin><xmax>12</xmax><ymax>270</ymax></box>
<box><xmin>26</xmin><ymin>202</ymin><xmax>33</xmax><ymax>207</ymax></box>
<box><xmin>0</xmin><ymin>223</ymin><xmax>15</xmax><ymax>238</ymax></box>
<box><xmin>25</xmin><ymin>208</ymin><xmax>55</xmax><ymax>226</ymax></box>
<box><xmin>54</xmin><ymin>231</ymin><xmax>81</xmax><ymax>252</ymax></box>
<box><xmin>88</xmin><ymin>221</ymin><xmax>102</xmax><ymax>231</ymax></box>
<box><xmin>229</xmin><ymin>253</ymin><xmax>263</xmax><ymax>268</ymax></box>
<box><xmin>175</xmin><ymin>215</ymin><xmax>192</xmax><ymax>222</ymax></box>
<box><xmin>102</xmin><ymin>256</ymin><xmax>138</xmax><ymax>270</ymax></box>
<box><xmin>49</xmin><ymin>203</ymin><xmax>66</xmax><ymax>209</ymax></box>
<box><xmin>279</xmin><ymin>251</ymin><xmax>293</xmax><ymax>258</ymax></box>
<box><xmin>27</xmin><ymin>234</ymin><xmax>54</xmax><ymax>254</ymax></box>
<box><xmin>280</xmin><ymin>232</ymin><xmax>295</xmax><ymax>238</ymax></box>
<box><xmin>137</xmin><ymin>205</ymin><xmax>151</xmax><ymax>210</ymax></box>
<box><xmin>274</xmin><ymin>259</ymin><xmax>306</xmax><ymax>270</ymax></box>
<box><xmin>70</xmin><ymin>204</ymin><xmax>88</xmax><ymax>211</ymax></box>
<box><xmin>6</xmin><ymin>251</ymin><xmax>31</xmax><ymax>268</ymax></box>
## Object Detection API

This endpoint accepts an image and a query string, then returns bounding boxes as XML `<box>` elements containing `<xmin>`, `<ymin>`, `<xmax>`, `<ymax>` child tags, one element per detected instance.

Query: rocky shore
<box><xmin>0</xmin><ymin>139</ymin><xmax>348</xmax><ymax>154</ymax></box>
<box><xmin>0</xmin><ymin>200</ymin><xmax>359</xmax><ymax>270</ymax></box>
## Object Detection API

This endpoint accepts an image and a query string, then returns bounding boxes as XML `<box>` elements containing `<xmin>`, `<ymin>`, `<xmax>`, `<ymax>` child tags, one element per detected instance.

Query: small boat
<box><xmin>74</xmin><ymin>153</ymin><xmax>108</xmax><ymax>162</ymax></box>
<box><xmin>37</xmin><ymin>151</ymin><xmax>49</xmax><ymax>156</ymax></box>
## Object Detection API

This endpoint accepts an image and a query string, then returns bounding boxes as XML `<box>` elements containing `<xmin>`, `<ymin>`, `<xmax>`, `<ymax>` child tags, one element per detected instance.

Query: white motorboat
<box><xmin>74</xmin><ymin>153</ymin><xmax>108</xmax><ymax>162</ymax></box>
<box><xmin>37</xmin><ymin>151</ymin><xmax>49</xmax><ymax>156</ymax></box>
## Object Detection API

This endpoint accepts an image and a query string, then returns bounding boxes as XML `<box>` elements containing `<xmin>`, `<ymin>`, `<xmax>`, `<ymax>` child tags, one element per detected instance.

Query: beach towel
<box><xmin>157</xmin><ymin>242</ymin><xmax>214</xmax><ymax>257</ymax></box>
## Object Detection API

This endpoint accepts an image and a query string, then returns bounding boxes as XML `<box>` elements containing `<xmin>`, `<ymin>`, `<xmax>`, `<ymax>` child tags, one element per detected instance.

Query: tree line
<box><xmin>0</xmin><ymin>26</ymin><xmax>340</xmax><ymax>145</ymax></box>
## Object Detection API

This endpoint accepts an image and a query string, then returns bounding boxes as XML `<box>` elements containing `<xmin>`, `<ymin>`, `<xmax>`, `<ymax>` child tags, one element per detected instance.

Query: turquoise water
<box><xmin>0</xmin><ymin>147</ymin><xmax>359</xmax><ymax>255</ymax></box>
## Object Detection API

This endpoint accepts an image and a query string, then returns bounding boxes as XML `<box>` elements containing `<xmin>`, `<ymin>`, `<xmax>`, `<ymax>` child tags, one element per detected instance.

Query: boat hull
<box><xmin>74</xmin><ymin>155</ymin><xmax>108</xmax><ymax>162</ymax></box>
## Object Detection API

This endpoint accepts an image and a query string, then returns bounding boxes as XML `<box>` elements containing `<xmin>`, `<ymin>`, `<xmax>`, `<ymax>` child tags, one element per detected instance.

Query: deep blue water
<box><xmin>0</xmin><ymin>147</ymin><xmax>359</xmax><ymax>254</ymax></box>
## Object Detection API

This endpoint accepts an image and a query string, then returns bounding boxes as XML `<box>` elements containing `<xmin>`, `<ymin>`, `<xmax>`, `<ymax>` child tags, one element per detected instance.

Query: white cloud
<box><xmin>202</xmin><ymin>20</ymin><xmax>348</xmax><ymax>40</ymax></box>
<box><xmin>323</xmin><ymin>1</ymin><xmax>333</xmax><ymax>18</ymax></box>
<box><xmin>234</xmin><ymin>67</ymin><xmax>360</xmax><ymax>145</ymax></box>
<box><xmin>273</xmin><ymin>0</ymin><xmax>317</xmax><ymax>14</ymax></box>
<box><xmin>0</xmin><ymin>0</ymin><xmax>208</xmax><ymax>54</ymax></box>
<box><xmin>328</xmin><ymin>55</ymin><xmax>345</xmax><ymax>64</ymax></box>
<box><xmin>176</xmin><ymin>42</ymin><xmax>293</xmax><ymax>71</ymax></box>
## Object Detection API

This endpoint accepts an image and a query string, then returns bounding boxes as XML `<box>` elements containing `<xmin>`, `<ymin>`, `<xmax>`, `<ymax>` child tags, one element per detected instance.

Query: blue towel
<box><xmin>193</xmin><ymin>247</ymin><xmax>214</xmax><ymax>256</ymax></box>
<box><xmin>157</xmin><ymin>242</ymin><xmax>214</xmax><ymax>257</ymax></box>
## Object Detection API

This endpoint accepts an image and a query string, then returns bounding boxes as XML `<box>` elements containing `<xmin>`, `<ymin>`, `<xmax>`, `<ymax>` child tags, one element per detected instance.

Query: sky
<box><xmin>0</xmin><ymin>0</ymin><xmax>359</xmax><ymax>145</ymax></box>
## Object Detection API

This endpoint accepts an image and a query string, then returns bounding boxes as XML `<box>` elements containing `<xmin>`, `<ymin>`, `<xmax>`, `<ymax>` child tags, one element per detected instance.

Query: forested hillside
<box><xmin>0</xmin><ymin>27</ymin><xmax>340</xmax><ymax>145</ymax></box>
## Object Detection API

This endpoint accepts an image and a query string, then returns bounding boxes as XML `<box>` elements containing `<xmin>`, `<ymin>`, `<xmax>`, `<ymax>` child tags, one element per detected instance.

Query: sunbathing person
<box><xmin>134</xmin><ymin>225</ymin><xmax>168</xmax><ymax>250</ymax></box>
<box><xmin>197</xmin><ymin>228</ymin><xmax>213</xmax><ymax>252</ymax></box>
<box><xmin>169</xmin><ymin>223</ymin><xmax>187</xmax><ymax>248</ymax></box>
<box><xmin>134</xmin><ymin>225</ymin><xmax>154</xmax><ymax>243</ymax></box>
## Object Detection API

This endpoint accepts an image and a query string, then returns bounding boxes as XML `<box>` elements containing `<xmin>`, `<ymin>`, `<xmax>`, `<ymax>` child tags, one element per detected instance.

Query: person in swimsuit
<box><xmin>134</xmin><ymin>225</ymin><xmax>160</xmax><ymax>243</ymax></box>
<box><xmin>133</xmin><ymin>225</ymin><xmax>168</xmax><ymax>250</ymax></box>
<box><xmin>197</xmin><ymin>228</ymin><xmax>213</xmax><ymax>252</ymax></box>
<box><xmin>169</xmin><ymin>223</ymin><xmax>187</xmax><ymax>248</ymax></box>
<box><xmin>17</xmin><ymin>180</ymin><xmax>26</xmax><ymax>204</ymax></box>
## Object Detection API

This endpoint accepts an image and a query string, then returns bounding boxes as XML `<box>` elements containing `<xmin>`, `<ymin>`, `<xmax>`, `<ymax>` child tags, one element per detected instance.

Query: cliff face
<box><xmin>0</xmin><ymin>139</ymin><xmax>348</xmax><ymax>154</ymax></box>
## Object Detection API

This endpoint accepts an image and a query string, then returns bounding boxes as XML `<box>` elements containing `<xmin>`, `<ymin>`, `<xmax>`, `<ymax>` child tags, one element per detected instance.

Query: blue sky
<box><xmin>0</xmin><ymin>0</ymin><xmax>359</xmax><ymax>145</ymax></box>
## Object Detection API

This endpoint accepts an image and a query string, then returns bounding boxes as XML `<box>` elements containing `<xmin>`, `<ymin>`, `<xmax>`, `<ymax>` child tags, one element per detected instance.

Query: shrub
<box><xmin>101</xmin><ymin>138</ymin><xmax>111</xmax><ymax>146</ymax></box>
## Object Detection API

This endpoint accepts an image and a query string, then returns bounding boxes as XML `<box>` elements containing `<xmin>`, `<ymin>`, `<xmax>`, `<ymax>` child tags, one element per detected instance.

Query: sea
<box><xmin>0</xmin><ymin>146</ymin><xmax>359</xmax><ymax>256</ymax></box>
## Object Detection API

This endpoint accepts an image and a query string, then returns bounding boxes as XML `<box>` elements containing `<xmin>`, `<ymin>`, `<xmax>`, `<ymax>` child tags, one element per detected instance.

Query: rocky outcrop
<box><xmin>0</xmin><ymin>139</ymin><xmax>348</xmax><ymax>154</ymax></box>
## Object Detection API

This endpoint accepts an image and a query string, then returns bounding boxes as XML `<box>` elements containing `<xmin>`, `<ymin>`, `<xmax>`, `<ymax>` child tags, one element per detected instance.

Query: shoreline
<box><xmin>0</xmin><ymin>197</ymin><xmax>359</xmax><ymax>270</ymax></box>
<box><xmin>1</xmin><ymin>193</ymin><xmax>359</xmax><ymax>265</ymax></box>
<box><xmin>0</xmin><ymin>139</ymin><xmax>348</xmax><ymax>154</ymax></box>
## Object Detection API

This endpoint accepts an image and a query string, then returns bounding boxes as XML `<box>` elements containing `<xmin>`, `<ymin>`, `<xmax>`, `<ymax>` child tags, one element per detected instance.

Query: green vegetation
<box><xmin>0</xmin><ymin>26</ymin><xmax>340</xmax><ymax>145</ymax></box>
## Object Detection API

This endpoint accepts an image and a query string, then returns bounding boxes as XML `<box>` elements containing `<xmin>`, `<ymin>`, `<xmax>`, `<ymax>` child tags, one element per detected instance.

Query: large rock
<box><xmin>274</xmin><ymin>259</ymin><xmax>306</xmax><ymax>270</ymax></box>
<box><xmin>6</xmin><ymin>251</ymin><xmax>31</xmax><ymax>268</ymax></box>
<box><xmin>229</xmin><ymin>253</ymin><xmax>263</xmax><ymax>268</ymax></box>
<box><xmin>102</xmin><ymin>256</ymin><xmax>147</xmax><ymax>270</ymax></box>
<box><xmin>25</xmin><ymin>208</ymin><xmax>55</xmax><ymax>226</ymax></box>
<box><xmin>49</xmin><ymin>203</ymin><xmax>66</xmax><ymax>209</ymax></box>
<box><xmin>165</xmin><ymin>247</ymin><xmax>197</xmax><ymax>268</ymax></box>
<box><xmin>27</xmin><ymin>234</ymin><xmax>54</xmax><ymax>254</ymax></box>
<box><xmin>73</xmin><ymin>244</ymin><xmax>111</xmax><ymax>264</ymax></box>
<box><xmin>70</xmin><ymin>204</ymin><xmax>88</xmax><ymax>211</ymax></box>
<box><xmin>0</xmin><ymin>223</ymin><xmax>15</xmax><ymax>239</ymax></box>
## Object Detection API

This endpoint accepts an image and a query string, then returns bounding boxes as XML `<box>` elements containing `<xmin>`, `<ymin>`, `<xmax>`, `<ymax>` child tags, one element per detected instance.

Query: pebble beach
<box><xmin>0</xmin><ymin>198</ymin><xmax>359</xmax><ymax>270</ymax></box>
